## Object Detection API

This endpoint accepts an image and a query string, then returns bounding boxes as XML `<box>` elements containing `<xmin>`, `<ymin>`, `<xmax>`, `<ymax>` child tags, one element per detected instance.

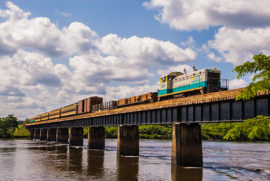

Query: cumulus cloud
<box><xmin>208</xmin><ymin>27</ymin><xmax>270</xmax><ymax>65</ymax></box>
<box><xmin>229</xmin><ymin>79</ymin><xmax>248</xmax><ymax>89</ymax></box>
<box><xmin>105</xmin><ymin>84</ymin><xmax>159</xmax><ymax>100</ymax></box>
<box><xmin>100</xmin><ymin>34</ymin><xmax>196</xmax><ymax>65</ymax></box>
<box><xmin>143</xmin><ymin>0</ymin><xmax>270</xmax><ymax>31</ymax></box>
<box><xmin>157</xmin><ymin>64</ymin><xmax>193</xmax><ymax>77</ymax></box>
<box><xmin>0</xmin><ymin>50</ymin><xmax>63</xmax><ymax>87</ymax></box>
<box><xmin>0</xmin><ymin>2</ymin><xmax>196</xmax><ymax>119</ymax></box>
<box><xmin>144</xmin><ymin>0</ymin><xmax>270</xmax><ymax>65</ymax></box>
<box><xmin>0</xmin><ymin>3</ymin><xmax>98</xmax><ymax>57</ymax></box>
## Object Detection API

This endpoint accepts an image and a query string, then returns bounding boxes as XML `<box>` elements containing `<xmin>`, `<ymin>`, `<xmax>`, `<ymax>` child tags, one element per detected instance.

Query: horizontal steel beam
<box><xmin>27</xmin><ymin>95</ymin><xmax>270</xmax><ymax>129</ymax></box>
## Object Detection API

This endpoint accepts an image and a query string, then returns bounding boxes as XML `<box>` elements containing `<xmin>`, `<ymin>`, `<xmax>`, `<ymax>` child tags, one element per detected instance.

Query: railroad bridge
<box><xmin>26</xmin><ymin>88</ymin><xmax>270</xmax><ymax>167</ymax></box>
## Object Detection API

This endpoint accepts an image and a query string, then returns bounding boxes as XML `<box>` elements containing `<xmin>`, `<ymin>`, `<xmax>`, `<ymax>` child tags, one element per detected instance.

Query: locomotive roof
<box><xmin>162</xmin><ymin>68</ymin><xmax>220</xmax><ymax>78</ymax></box>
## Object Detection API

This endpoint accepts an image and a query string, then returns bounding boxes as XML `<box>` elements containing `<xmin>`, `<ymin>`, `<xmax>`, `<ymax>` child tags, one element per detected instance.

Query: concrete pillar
<box><xmin>47</xmin><ymin>128</ymin><xmax>57</xmax><ymax>142</ymax></box>
<box><xmin>172</xmin><ymin>123</ymin><xmax>202</xmax><ymax>167</ymax></box>
<box><xmin>117</xmin><ymin>125</ymin><xmax>139</xmax><ymax>156</ymax></box>
<box><xmin>69</xmin><ymin>127</ymin><xmax>84</xmax><ymax>146</ymax></box>
<box><xmin>88</xmin><ymin>127</ymin><xmax>105</xmax><ymax>149</ymax></box>
<box><xmin>56</xmin><ymin>128</ymin><xmax>69</xmax><ymax>143</ymax></box>
<box><xmin>30</xmin><ymin>129</ymin><xmax>35</xmax><ymax>140</ymax></box>
<box><xmin>40</xmin><ymin>129</ymin><xmax>47</xmax><ymax>140</ymax></box>
<box><xmin>34</xmin><ymin>129</ymin><xmax>40</xmax><ymax>139</ymax></box>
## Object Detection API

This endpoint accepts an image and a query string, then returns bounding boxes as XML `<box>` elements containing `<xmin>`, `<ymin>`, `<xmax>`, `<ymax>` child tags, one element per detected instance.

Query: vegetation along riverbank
<box><xmin>1</xmin><ymin>114</ymin><xmax>269</xmax><ymax>141</ymax></box>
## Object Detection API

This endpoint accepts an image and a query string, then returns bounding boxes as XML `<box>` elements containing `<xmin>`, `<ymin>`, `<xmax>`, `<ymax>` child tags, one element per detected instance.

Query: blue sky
<box><xmin>0</xmin><ymin>0</ymin><xmax>268</xmax><ymax>119</ymax></box>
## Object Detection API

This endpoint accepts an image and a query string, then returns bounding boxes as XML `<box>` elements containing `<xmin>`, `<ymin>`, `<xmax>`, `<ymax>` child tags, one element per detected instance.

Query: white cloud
<box><xmin>144</xmin><ymin>0</ymin><xmax>270</xmax><ymax>65</ymax></box>
<box><xmin>208</xmin><ymin>27</ymin><xmax>270</xmax><ymax>65</ymax></box>
<box><xmin>105</xmin><ymin>84</ymin><xmax>159</xmax><ymax>100</ymax></box>
<box><xmin>157</xmin><ymin>64</ymin><xmax>193</xmax><ymax>77</ymax></box>
<box><xmin>229</xmin><ymin>78</ymin><xmax>248</xmax><ymax>89</ymax></box>
<box><xmin>143</xmin><ymin>0</ymin><xmax>270</xmax><ymax>31</ymax></box>
<box><xmin>180</xmin><ymin>37</ymin><xmax>195</xmax><ymax>48</ymax></box>
<box><xmin>0</xmin><ymin>50</ymin><xmax>72</xmax><ymax>118</ymax></box>
<box><xmin>100</xmin><ymin>34</ymin><xmax>196</xmax><ymax>65</ymax></box>
<box><xmin>0</xmin><ymin>3</ymin><xmax>98</xmax><ymax>57</ymax></box>
<box><xmin>0</xmin><ymin>2</ymin><xmax>197</xmax><ymax>119</ymax></box>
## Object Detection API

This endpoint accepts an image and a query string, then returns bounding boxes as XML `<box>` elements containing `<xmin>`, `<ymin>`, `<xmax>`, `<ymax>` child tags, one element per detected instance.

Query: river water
<box><xmin>0</xmin><ymin>139</ymin><xmax>269</xmax><ymax>181</ymax></box>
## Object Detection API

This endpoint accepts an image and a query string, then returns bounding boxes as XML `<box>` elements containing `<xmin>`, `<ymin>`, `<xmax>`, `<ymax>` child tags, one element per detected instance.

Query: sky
<box><xmin>0</xmin><ymin>0</ymin><xmax>269</xmax><ymax>119</ymax></box>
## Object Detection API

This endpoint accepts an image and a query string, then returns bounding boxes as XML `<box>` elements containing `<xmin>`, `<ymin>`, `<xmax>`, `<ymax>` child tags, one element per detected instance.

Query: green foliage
<box><xmin>223</xmin><ymin>115</ymin><xmax>270</xmax><ymax>141</ymax></box>
<box><xmin>13</xmin><ymin>125</ymin><xmax>30</xmax><ymax>137</ymax></box>
<box><xmin>139</xmin><ymin>125</ymin><xmax>171</xmax><ymax>139</ymax></box>
<box><xmin>105</xmin><ymin>127</ymin><xmax>118</xmax><ymax>138</ymax></box>
<box><xmin>201</xmin><ymin>123</ymin><xmax>235</xmax><ymax>140</ymax></box>
<box><xmin>233</xmin><ymin>53</ymin><xmax>270</xmax><ymax>100</ymax></box>
<box><xmin>83</xmin><ymin>127</ymin><xmax>88</xmax><ymax>137</ymax></box>
<box><xmin>0</xmin><ymin>115</ymin><xmax>19</xmax><ymax>138</ymax></box>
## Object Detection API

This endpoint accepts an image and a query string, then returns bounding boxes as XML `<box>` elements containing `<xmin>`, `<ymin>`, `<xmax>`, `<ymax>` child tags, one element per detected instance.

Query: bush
<box><xmin>105</xmin><ymin>127</ymin><xmax>118</xmax><ymax>138</ymax></box>
<box><xmin>13</xmin><ymin>125</ymin><xmax>30</xmax><ymax>137</ymax></box>
<box><xmin>223</xmin><ymin>115</ymin><xmax>270</xmax><ymax>141</ymax></box>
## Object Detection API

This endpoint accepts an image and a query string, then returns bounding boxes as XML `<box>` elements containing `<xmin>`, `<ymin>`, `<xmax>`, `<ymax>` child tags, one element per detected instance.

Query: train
<box><xmin>30</xmin><ymin>67</ymin><xmax>228</xmax><ymax>123</ymax></box>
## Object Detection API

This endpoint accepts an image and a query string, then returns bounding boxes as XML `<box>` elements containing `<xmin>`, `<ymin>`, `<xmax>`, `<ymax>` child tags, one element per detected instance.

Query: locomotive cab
<box><xmin>159</xmin><ymin>72</ymin><xmax>183</xmax><ymax>96</ymax></box>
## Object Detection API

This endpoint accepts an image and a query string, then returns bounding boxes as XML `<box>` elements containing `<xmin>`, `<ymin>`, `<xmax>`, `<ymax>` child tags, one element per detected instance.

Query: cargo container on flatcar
<box><xmin>117</xmin><ymin>92</ymin><xmax>158</xmax><ymax>107</ymax></box>
<box><xmin>61</xmin><ymin>104</ymin><xmax>78</xmax><ymax>117</ymax></box>
<box><xmin>40</xmin><ymin>112</ymin><xmax>49</xmax><ymax>121</ymax></box>
<box><xmin>48</xmin><ymin>109</ymin><xmax>61</xmax><ymax>119</ymax></box>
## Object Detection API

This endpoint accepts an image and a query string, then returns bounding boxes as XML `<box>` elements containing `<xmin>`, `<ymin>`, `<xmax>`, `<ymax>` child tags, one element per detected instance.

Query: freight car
<box><xmin>158</xmin><ymin>67</ymin><xmax>228</xmax><ymax>100</ymax></box>
<box><xmin>78</xmin><ymin>96</ymin><xmax>103</xmax><ymax>114</ymax></box>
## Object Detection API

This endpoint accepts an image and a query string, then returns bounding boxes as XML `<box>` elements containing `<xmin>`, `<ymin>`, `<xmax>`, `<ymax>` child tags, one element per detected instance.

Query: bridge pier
<box><xmin>88</xmin><ymin>127</ymin><xmax>105</xmax><ymax>149</ymax></box>
<box><xmin>40</xmin><ymin>129</ymin><xmax>47</xmax><ymax>140</ymax></box>
<box><xmin>172</xmin><ymin>123</ymin><xmax>202</xmax><ymax>167</ymax></box>
<box><xmin>117</xmin><ymin>125</ymin><xmax>139</xmax><ymax>156</ymax></box>
<box><xmin>69</xmin><ymin>127</ymin><xmax>84</xmax><ymax>146</ymax></box>
<box><xmin>56</xmin><ymin>128</ymin><xmax>69</xmax><ymax>143</ymax></box>
<box><xmin>30</xmin><ymin>129</ymin><xmax>35</xmax><ymax>140</ymax></box>
<box><xmin>47</xmin><ymin>128</ymin><xmax>57</xmax><ymax>142</ymax></box>
<box><xmin>34</xmin><ymin>129</ymin><xmax>40</xmax><ymax>140</ymax></box>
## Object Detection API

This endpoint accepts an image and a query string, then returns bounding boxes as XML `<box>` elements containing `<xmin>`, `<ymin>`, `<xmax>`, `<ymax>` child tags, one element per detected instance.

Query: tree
<box><xmin>233</xmin><ymin>53</ymin><xmax>270</xmax><ymax>100</ymax></box>
<box><xmin>0</xmin><ymin>115</ymin><xmax>19</xmax><ymax>138</ymax></box>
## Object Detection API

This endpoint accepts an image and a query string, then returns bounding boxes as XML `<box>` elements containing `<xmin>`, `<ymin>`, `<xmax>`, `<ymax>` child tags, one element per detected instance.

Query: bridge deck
<box><xmin>26</xmin><ymin>88</ymin><xmax>270</xmax><ymax>128</ymax></box>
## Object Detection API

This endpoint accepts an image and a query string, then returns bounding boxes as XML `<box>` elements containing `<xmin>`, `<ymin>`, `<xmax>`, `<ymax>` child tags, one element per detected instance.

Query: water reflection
<box><xmin>171</xmin><ymin>165</ymin><xmax>202</xmax><ymax>181</ymax></box>
<box><xmin>87</xmin><ymin>150</ymin><xmax>104</xmax><ymax>178</ymax></box>
<box><xmin>68</xmin><ymin>147</ymin><xmax>83</xmax><ymax>172</ymax></box>
<box><xmin>117</xmin><ymin>156</ymin><xmax>139</xmax><ymax>181</ymax></box>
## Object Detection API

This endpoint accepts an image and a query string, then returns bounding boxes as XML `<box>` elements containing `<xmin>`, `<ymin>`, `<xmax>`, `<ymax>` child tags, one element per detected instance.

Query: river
<box><xmin>0</xmin><ymin>139</ymin><xmax>269</xmax><ymax>181</ymax></box>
